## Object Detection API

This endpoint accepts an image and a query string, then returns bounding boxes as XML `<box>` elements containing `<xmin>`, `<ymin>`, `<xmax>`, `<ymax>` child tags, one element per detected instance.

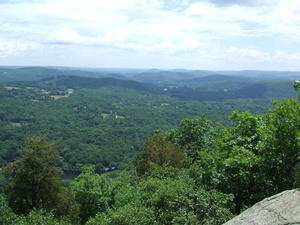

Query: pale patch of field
<box><xmin>3</xmin><ymin>86</ymin><xmax>21</xmax><ymax>90</ymax></box>
<box><xmin>102</xmin><ymin>113</ymin><xmax>110</xmax><ymax>119</ymax></box>
<box><xmin>101</xmin><ymin>113</ymin><xmax>125</xmax><ymax>119</ymax></box>
<box><xmin>50</xmin><ymin>95</ymin><xmax>69</xmax><ymax>100</ymax></box>
<box><xmin>12</xmin><ymin>123</ymin><xmax>29</xmax><ymax>127</ymax></box>
<box><xmin>12</xmin><ymin>123</ymin><xmax>22</xmax><ymax>127</ymax></box>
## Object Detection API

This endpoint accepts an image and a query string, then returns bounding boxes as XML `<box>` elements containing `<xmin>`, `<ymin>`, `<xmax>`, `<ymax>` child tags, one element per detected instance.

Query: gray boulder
<box><xmin>224</xmin><ymin>189</ymin><xmax>300</xmax><ymax>225</ymax></box>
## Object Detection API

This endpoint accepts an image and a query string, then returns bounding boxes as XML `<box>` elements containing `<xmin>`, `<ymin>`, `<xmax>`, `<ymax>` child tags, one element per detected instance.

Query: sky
<box><xmin>0</xmin><ymin>0</ymin><xmax>300</xmax><ymax>71</ymax></box>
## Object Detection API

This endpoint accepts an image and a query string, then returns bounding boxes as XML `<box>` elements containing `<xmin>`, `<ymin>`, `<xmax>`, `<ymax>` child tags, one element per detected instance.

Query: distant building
<box><xmin>67</xmin><ymin>89</ymin><xmax>74</xmax><ymax>94</ymax></box>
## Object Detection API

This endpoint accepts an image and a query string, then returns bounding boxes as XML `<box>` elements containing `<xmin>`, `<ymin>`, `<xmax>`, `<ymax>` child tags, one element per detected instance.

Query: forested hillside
<box><xmin>0</xmin><ymin>67</ymin><xmax>299</xmax><ymax>224</ymax></box>
<box><xmin>0</xmin><ymin>76</ymin><xmax>274</xmax><ymax>173</ymax></box>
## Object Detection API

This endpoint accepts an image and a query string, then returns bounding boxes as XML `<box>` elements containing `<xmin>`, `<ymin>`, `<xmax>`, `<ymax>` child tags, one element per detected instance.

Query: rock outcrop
<box><xmin>224</xmin><ymin>189</ymin><xmax>300</xmax><ymax>225</ymax></box>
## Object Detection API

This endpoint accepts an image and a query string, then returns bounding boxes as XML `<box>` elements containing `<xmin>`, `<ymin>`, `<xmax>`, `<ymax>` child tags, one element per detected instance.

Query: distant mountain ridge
<box><xmin>1</xmin><ymin>66</ymin><xmax>299</xmax><ymax>84</ymax></box>
<box><xmin>0</xmin><ymin>67</ymin><xmax>126</xmax><ymax>83</ymax></box>
<box><xmin>0</xmin><ymin>66</ymin><xmax>298</xmax><ymax>101</ymax></box>
<box><xmin>181</xmin><ymin>74</ymin><xmax>254</xmax><ymax>83</ymax></box>
<box><xmin>36</xmin><ymin>76</ymin><xmax>147</xmax><ymax>91</ymax></box>
<box><xmin>132</xmin><ymin>71</ymin><xmax>196</xmax><ymax>83</ymax></box>
<box><xmin>167</xmin><ymin>80</ymin><xmax>297</xmax><ymax>101</ymax></box>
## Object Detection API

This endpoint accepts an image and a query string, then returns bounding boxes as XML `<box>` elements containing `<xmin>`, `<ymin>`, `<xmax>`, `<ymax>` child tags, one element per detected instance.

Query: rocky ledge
<box><xmin>224</xmin><ymin>189</ymin><xmax>300</xmax><ymax>225</ymax></box>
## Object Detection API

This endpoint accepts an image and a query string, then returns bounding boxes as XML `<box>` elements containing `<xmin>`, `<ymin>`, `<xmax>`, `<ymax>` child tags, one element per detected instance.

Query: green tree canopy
<box><xmin>70</xmin><ymin>166</ymin><xmax>116</xmax><ymax>224</ymax></box>
<box><xmin>3</xmin><ymin>135</ymin><xmax>63</xmax><ymax>215</ymax></box>
<box><xmin>136</xmin><ymin>131</ymin><xmax>185</xmax><ymax>175</ymax></box>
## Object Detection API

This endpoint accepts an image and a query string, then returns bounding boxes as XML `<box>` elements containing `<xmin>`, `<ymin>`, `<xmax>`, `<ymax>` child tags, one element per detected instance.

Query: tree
<box><xmin>0</xmin><ymin>195</ymin><xmax>72</xmax><ymax>225</ymax></box>
<box><xmin>86</xmin><ymin>204</ymin><xmax>155</xmax><ymax>225</ymax></box>
<box><xmin>136</xmin><ymin>131</ymin><xmax>185</xmax><ymax>175</ymax></box>
<box><xmin>13</xmin><ymin>209</ymin><xmax>71</xmax><ymax>225</ymax></box>
<box><xmin>167</xmin><ymin>117</ymin><xmax>214</xmax><ymax>162</ymax></box>
<box><xmin>70</xmin><ymin>166</ymin><xmax>116</xmax><ymax>224</ymax></box>
<box><xmin>136</xmin><ymin>167</ymin><xmax>234</xmax><ymax>225</ymax></box>
<box><xmin>3</xmin><ymin>135</ymin><xmax>63</xmax><ymax>215</ymax></box>
<box><xmin>0</xmin><ymin>194</ymin><xmax>18</xmax><ymax>224</ymax></box>
<box><xmin>260</xmin><ymin>99</ymin><xmax>300</xmax><ymax>193</ymax></box>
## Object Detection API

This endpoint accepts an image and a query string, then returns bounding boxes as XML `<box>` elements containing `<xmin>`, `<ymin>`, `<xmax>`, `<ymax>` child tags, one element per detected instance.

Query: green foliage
<box><xmin>86</xmin><ymin>204</ymin><xmax>156</xmax><ymax>225</ymax></box>
<box><xmin>70</xmin><ymin>166</ymin><xmax>116</xmax><ymax>224</ymax></box>
<box><xmin>136</xmin><ymin>131</ymin><xmax>185</xmax><ymax>175</ymax></box>
<box><xmin>167</xmin><ymin>116</ymin><xmax>214</xmax><ymax>161</ymax></box>
<box><xmin>0</xmin><ymin>173</ymin><xmax>6</xmax><ymax>194</ymax></box>
<box><xmin>3</xmin><ymin>136</ymin><xmax>63</xmax><ymax>215</ymax></box>
<box><xmin>13</xmin><ymin>209</ymin><xmax>71</xmax><ymax>225</ymax></box>
<box><xmin>215</xmin><ymin>111</ymin><xmax>265</xmax><ymax>208</ymax></box>
<box><xmin>0</xmin><ymin>71</ymin><xmax>299</xmax><ymax>224</ymax></box>
<box><xmin>293</xmin><ymin>163</ymin><xmax>300</xmax><ymax>188</ymax></box>
<box><xmin>112</xmin><ymin>174</ymin><xmax>140</xmax><ymax>208</ymax></box>
<box><xmin>0</xmin><ymin>81</ymin><xmax>275</xmax><ymax>173</ymax></box>
<box><xmin>0</xmin><ymin>188</ymin><xmax>74</xmax><ymax>225</ymax></box>
<box><xmin>85</xmin><ymin>166</ymin><xmax>234</xmax><ymax>225</ymax></box>
<box><xmin>0</xmin><ymin>194</ymin><xmax>18</xmax><ymax>224</ymax></box>
<box><xmin>136</xmin><ymin>168</ymin><xmax>234</xmax><ymax>224</ymax></box>
<box><xmin>167</xmin><ymin>96</ymin><xmax>300</xmax><ymax>213</ymax></box>
<box><xmin>54</xmin><ymin>187</ymin><xmax>81</xmax><ymax>225</ymax></box>
<box><xmin>260</xmin><ymin>99</ymin><xmax>300</xmax><ymax>193</ymax></box>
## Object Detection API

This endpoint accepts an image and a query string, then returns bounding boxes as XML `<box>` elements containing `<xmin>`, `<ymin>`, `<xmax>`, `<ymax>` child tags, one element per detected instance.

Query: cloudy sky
<box><xmin>0</xmin><ymin>0</ymin><xmax>300</xmax><ymax>70</ymax></box>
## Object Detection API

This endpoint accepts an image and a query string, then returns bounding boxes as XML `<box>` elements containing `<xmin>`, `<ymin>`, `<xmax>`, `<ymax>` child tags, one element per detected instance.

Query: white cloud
<box><xmin>48</xmin><ymin>29</ymin><xmax>87</xmax><ymax>44</ymax></box>
<box><xmin>274</xmin><ymin>51</ymin><xmax>300</xmax><ymax>61</ymax></box>
<box><xmin>0</xmin><ymin>0</ymin><xmax>300</xmax><ymax>70</ymax></box>
<box><xmin>0</xmin><ymin>41</ymin><xmax>41</xmax><ymax>57</ymax></box>
<box><xmin>228</xmin><ymin>47</ymin><xmax>266</xmax><ymax>57</ymax></box>
<box><xmin>152</xmin><ymin>40</ymin><xmax>176</xmax><ymax>54</ymax></box>
<box><xmin>271</xmin><ymin>24</ymin><xmax>293</xmax><ymax>32</ymax></box>
<box><xmin>207</xmin><ymin>0</ymin><xmax>279</xmax><ymax>7</ymax></box>
<box><xmin>149</xmin><ymin>38</ymin><xmax>205</xmax><ymax>55</ymax></box>
<box><xmin>186</xmin><ymin>2</ymin><xmax>213</xmax><ymax>16</ymax></box>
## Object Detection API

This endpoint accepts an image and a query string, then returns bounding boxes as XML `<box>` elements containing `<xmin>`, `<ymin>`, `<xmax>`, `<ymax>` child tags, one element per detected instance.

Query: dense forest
<box><xmin>0</xmin><ymin>67</ymin><xmax>299</xmax><ymax>224</ymax></box>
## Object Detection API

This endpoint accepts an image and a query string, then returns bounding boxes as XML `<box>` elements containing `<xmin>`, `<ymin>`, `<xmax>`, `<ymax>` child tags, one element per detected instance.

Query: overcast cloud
<box><xmin>0</xmin><ymin>0</ymin><xmax>300</xmax><ymax>70</ymax></box>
